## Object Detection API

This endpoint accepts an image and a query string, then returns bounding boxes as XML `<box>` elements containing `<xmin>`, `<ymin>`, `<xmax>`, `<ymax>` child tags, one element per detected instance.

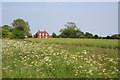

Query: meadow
<box><xmin>2</xmin><ymin>38</ymin><xmax>119</xmax><ymax>78</ymax></box>
<box><xmin>25</xmin><ymin>38</ymin><xmax>118</xmax><ymax>49</ymax></box>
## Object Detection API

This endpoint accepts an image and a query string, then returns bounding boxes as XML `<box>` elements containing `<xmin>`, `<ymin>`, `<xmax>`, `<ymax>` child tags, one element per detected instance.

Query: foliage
<box><xmin>51</xmin><ymin>32</ymin><xmax>57</xmax><ymax>38</ymax></box>
<box><xmin>2</xmin><ymin>29</ymin><xmax>11</xmax><ymax>38</ymax></box>
<box><xmin>111</xmin><ymin>34</ymin><xmax>120</xmax><ymax>39</ymax></box>
<box><xmin>11</xmin><ymin>19</ymin><xmax>31</xmax><ymax>39</ymax></box>
<box><xmin>59</xmin><ymin>22</ymin><xmax>84</xmax><ymax>38</ymax></box>
<box><xmin>11</xmin><ymin>28</ymin><xmax>25</xmax><ymax>39</ymax></box>
<box><xmin>85</xmin><ymin>32</ymin><xmax>93</xmax><ymax>38</ymax></box>
<box><xmin>106</xmin><ymin>36</ymin><xmax>111</xmax><ymax>39</ymax></box>
<box><xmin>1</xmin><ymin>19</ymin><xmax>31</xmax><ymax>39</ymax></box>
<box><xmin>2</xmin><ymin>25</ymin><xmax>12</xmax><ymax>32</ymax></box>
<box><xmin>94</xmin><ymin>34</ymin><xmax>99</xmax><ymax>39</ymax></box>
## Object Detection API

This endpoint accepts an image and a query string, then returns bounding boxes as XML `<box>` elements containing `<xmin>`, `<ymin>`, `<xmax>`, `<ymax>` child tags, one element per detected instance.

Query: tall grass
<box><xmin>2</xmin><ymin>39</ymin><xmax>119</xmax><ymax>78</ymax></box>
<box><xmin>25</xmin><ymin>38</ymin><xmax>118</xmax><ymax>49</ymax></box>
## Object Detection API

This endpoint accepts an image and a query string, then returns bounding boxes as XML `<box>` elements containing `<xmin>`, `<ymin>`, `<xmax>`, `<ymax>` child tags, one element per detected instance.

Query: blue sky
<box><xmin>2</xmin><ymin>2</ymin><xmax>118</xmax><ymax>36</ymax></box>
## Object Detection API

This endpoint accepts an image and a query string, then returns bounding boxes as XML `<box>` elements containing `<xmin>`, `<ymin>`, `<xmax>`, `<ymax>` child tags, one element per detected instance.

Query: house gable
<box><xmin>32</xmin><ymin>30</ymin><xmax>51</xmax><ymax>38</ymax></box>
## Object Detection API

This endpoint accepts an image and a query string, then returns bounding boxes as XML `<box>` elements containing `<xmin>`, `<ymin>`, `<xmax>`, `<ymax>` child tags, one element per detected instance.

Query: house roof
<box><xmin>37</xmin><ymin>30</ymin><xmax>49</xmax><ymax>35</ymax></box>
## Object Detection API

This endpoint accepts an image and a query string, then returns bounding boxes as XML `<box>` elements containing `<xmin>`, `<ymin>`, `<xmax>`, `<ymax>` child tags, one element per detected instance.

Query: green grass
<box><xmin>2</xmin><ymin>38</ymin><xmax>119</xmax><ymax>78</ymax></box>
<box><xmin>25</xmin><ymin>38</ymin><xmax>118</xmax><ymax>49</ymax></box>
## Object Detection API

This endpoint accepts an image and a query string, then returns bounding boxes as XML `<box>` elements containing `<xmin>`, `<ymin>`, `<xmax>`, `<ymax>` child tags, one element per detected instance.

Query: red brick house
<box><xmin>32</xmin><ymin>30</ymin><xmax>51</xmax><ymax>38</ymax></box>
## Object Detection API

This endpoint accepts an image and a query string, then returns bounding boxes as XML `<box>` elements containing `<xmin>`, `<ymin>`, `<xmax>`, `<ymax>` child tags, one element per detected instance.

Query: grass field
<box><xmin>2</xmin><ymin>38</ymin><xmax>119</xmax><ymax>78</ymax></box>
<box><xmin>25</xmin><ymin>38</ymin><xmax>118</xmax><ymax>49</ymax></box>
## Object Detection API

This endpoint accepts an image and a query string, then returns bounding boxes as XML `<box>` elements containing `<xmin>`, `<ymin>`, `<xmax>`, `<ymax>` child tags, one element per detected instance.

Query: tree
<box><xmin>106</xmin><ymin>36</ymin><xmax>111</xmax><ymax>39</ymax></box>
<box><xmin>11</xmin><ymin>19</ymin><xmax>30</xmax><ymax>39</ymax></box>
<box><xmin>85</xmin><ymin>32</ymin><xmax>93</xmax><ymax>38</ymax></box>
<box><xmin>11</xmin><ymin>28</ymin><xmax>25</xmax><ymax>39</ymax></box>
<box><xmin>65</xmin><ymin>22</ymin><xmax>77</xmax><ymax>29</ymax></box>
<box><xmin>76</xmin><ymin>29</ymin><xmax>84</xmax><ymax>38</ymax></box>
<box><xmin>2</xmin><ymin>25</ymin><xmax>11</xmax><ymax>30</ymax></box>
<box><xmin>2</xmin><ymin>29</ymin><xmax>11</xmax><ymax>38</ymax></box>
<box><xmin>94</xmin><ymin>34</ymin><xmax>99</xmax><ymax>39</ymax></box>
<box><xmin>59</xmin><ymin>22</ymin><xmax>84</xmax><ymax>38</ymax></box>
<box><xmin>111</xmin><ymin>34</ymin><xmax>120</xmax><ymax>39</ymax></box>
<box><xmin>52</xmin><ymin>32</ymin><xmax>57</xmax><ymax>38</ymax></box>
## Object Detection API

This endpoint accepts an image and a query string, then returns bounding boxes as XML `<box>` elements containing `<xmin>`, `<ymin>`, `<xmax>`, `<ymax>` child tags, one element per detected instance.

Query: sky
<box><xmin>2</xmin><ymin>2</ymin><xmax>118</xmax><ymax>36</ymax></box>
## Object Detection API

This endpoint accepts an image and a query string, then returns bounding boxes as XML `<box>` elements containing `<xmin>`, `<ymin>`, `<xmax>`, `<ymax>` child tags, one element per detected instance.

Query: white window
<box><xmin>39</xmin><ymin>33</ymin><xmax>41</xmax><ymax>36</ymax></box>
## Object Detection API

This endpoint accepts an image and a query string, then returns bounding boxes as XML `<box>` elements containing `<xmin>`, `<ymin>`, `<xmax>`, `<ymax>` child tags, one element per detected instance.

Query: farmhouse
<box><xmin>32</xmin><ymin>30</ymin><xmax>51</xmax><ymax>38</ymax></box>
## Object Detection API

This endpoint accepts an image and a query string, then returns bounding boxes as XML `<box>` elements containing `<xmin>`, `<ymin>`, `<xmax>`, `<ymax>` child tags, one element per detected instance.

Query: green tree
<box><xmin>106</xmin><ymin>36</ymin><xmax>111</xmax><ymax>39</ymax></box>
<box><xmin>2</xmin><ymin>25</ymin><xmax>11</xmax><ymax>30</ymax></box>
<box><xmin>2</xmin><ymin>29</ymin><xmax>11</xmax><ymax>38</ymax></box>
<box><xmin>2</xmin><ymin>25</ymin><xmax>13</xmax><ymax>32</ymax></box>
<box><xmin>52</xmin><ymin>32</ymin><xmax>57</xmax><ymax>38</ymax></box>
<box><xmin>94</xmin><ymin>34</ymin><xmax>99</xmax><ymax>39</ymax></box>
<box><xmin>85</xmin><ymin>32</ymin><xmax>93</xmax><ymax>38</ymax></box>
<box><xmin>59</xmin><ymin>22</ymin><xmax>84</xmax><ymax>38</ymax></box>
<box><xmin>76</xmin><ymin>29</ymin><xmax>84</xmax><ymax>38</ymax></box>
<box><xmin>65</xmin><ymin>22</ymin><xmax>77</xmax><ymax>29</ymax></box>
<box><xmin>111</xmin><ymin>34</ymin><xmax>120</xmax><ymax>39</ymax></box>
<box><xmin>11</xmin><ymin>28</ymin><xmax>25</xmax><ymax>39</ymax></box>
<box><xmin>11</xmin><ymin>19</ymin><xmax>30</xmax><ymax>39</ymax></box>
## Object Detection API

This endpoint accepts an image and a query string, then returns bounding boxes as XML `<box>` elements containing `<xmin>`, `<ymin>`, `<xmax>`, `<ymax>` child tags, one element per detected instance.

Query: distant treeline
<box><xmin>51</xmin><ymin>22</ymin><xmax>120</xmax><ymax>39</ymax></box>
<box><xmin>0</xmin><ymin>19</ymin><xmax>119</xmax><ymax>39</ymax></box>
<box><xmin>52</xmin><ymin>32</ymin><xmax>120</xmax><ymax>39</ymax></box>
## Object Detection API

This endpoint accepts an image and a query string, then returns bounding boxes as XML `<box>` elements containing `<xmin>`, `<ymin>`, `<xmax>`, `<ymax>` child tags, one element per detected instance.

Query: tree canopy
<box><xmin>2</xmin><ymin>25</ymin><xmax>12</xmax><ymax>31</ymax></box>
<box><xmin>11</xmin><ymin>19</ymin><xmax>30</xmax><ymax>37</ymax></box>
<box><xmin>59</xmin><ymin>22</ymin><xmax>84</xmax><ymax>38</ymax></box>
<box><xmin>52</xmin><ymin>32</ymin><xmax>57</xmax><ymax>38</ymax></box>
<box><xmin>2</xmin><ymin>29</ymin><xmax>11</xmax><ymax>38</ymax></box>
<box><xmin>1</xmin><ymin>19</ymin><xmax>31</xmax><ymax>39</ymax></box>
<box><xmin>85</xmin><ymin>32</ymin><xmax>93</xmax><ymax>38</ymax></box>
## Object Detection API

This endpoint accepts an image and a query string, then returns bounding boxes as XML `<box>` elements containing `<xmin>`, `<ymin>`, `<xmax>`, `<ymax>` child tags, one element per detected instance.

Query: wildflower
<box><xmin>109</xmin><ymin>58</ymin><xmax>113</xmax><ymax>62</ymax></box>
<box><xmin>78</xmin><ymin>66</ymin><xmax>83</xmax><ymax>68</ymax></box>
<box><xmin>10</xmin><ymin>70</ymin><xmax>13</xmax><ymax>72</ymax></box>
<box><xmin>103</xmin><ymin>69</ymin><xmax>106</xmax><ymax>72</ymax></box>
<box><xmin>74</xmin><ymin>73</ymin><xmax>78</xmax><ymax>76</ymax></box>
<box><xmin>44</xmin><ymin>56</ymin><xmax>49</xmax><ymax>61</ymax></box>
<box><xmin>82</xmin><ymin>50</ymin><xmax>87</xmax><ymax>54</ymax></box>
